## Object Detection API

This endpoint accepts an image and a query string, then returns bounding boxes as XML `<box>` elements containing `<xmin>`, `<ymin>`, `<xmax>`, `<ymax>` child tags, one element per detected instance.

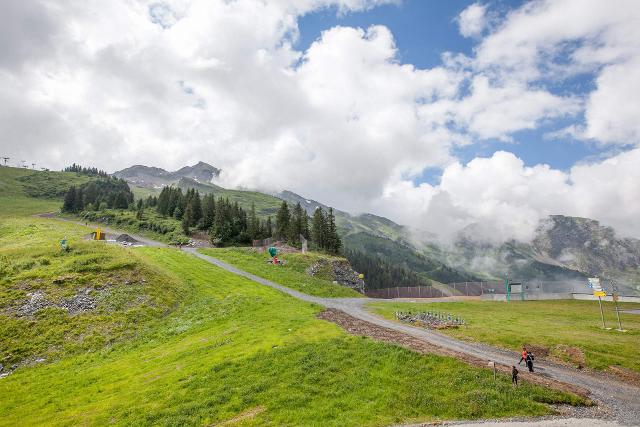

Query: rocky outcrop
<box><xmin>307</xmin><ymin>258</ymin><xmax>365</xmax><ymax>293</ymax></box>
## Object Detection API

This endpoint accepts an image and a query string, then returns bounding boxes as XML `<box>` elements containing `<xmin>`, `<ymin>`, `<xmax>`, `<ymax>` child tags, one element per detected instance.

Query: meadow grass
<box><xmin>199</xmin><ymin>247</ymin><xmax>363</xmax><ymax>298</ymax></box>
<box><xmin>0</xmin><ymin>214</ymin><xmax>184</xmax><ymax>367</ymax></box>
<box><xmin>0</xmin><ymin>167</ymin><xmax>588</xmax><ymax>425</ymax></box>
<box><xmin>367</xmin><ymin>299</ymin><xmax>640</xmax><ymax>373</ymax></box>
<box><xmin>1</xmin><ymin>249</ymin><xmax>586</xmax><ymax>426</ymax></box>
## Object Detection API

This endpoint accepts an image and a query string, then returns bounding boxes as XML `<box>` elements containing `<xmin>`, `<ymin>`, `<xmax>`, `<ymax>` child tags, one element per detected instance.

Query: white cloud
<box><xmin>457</xmin><ymin>3</ymin><xmax>487</xmax><ymax>38</ymax></box>
<box><xmin>471</xmin><ymin>0</ymin><xmax>640</xmax><ymax>146</ymax></box>
<box><xmin>1</xmin><ymin>0</ymin><xmax>640</xmax><ymax>242</ymax></box>
<box><xmin>374</xmin><ymin>148</ymin><xmax>640</xmax><ymax>241</ymax></box>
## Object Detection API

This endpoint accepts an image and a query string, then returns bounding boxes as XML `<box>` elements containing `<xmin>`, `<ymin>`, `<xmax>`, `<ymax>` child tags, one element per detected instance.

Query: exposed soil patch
<box><xmin>607</xmin><ymin>366</ymin><xmax>640</xmax><ymax>388</ymax></box>
<box><xmin>554</xmin><ymin>345</ymin><xmax>587</xmax><ymax>369</ymax></box>
<box><xmin>524</xmin><ymin>344</ymin><xmax>550</xmax><ymax>358</ymax></box>
<box><xmin>215</xmin><ymin>405</ymin><xmax>266</xmax><ymax>426</ymax></box>
<box><xmin>318</xmin><ymin>308</ymin><xmax>592</xmax><ymax>400</ymax></box>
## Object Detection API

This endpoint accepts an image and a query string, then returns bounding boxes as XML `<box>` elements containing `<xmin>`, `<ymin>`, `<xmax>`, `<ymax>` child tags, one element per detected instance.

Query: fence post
<box><xmin>465</xmin><ymin>282</ymin><xmax>469</xmax><ymax>296</ymax></box>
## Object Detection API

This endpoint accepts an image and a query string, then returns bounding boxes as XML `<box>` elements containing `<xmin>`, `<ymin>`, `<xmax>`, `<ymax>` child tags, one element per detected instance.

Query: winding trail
<box><xmin>187</xmin><ymin>248</ymin><xmax>640</xmax><ymax>426</ymax></box>
<box><xmin>40</xmin><ymin>214</ymin><xmax>640</xmax><ymax>425</ymax></box>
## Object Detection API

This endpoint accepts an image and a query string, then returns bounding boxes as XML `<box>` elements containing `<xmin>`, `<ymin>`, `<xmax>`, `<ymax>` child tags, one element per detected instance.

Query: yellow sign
<box><xmin>95</xmin><ymin>228</ymin><xmax>101</xmax><ymax>240</ymax></box>
<box><xmin>594</xmin><ymin>291</ymin><xmax>606</xmax><ymax>297</ymax></box>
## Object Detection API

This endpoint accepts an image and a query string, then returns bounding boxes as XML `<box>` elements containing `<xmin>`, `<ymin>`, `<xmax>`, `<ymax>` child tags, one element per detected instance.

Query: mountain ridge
<box><xmin>113</xmin><ymin>162</ymin><xmax>640</xmax><ymax>291</ymax></box>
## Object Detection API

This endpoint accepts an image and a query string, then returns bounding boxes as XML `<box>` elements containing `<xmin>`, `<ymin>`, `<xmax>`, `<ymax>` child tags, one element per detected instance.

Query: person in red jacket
<box><xmin>518</xmin><ymin>347</ymin><xmax>535</xmax><ymax>372</ymax></box>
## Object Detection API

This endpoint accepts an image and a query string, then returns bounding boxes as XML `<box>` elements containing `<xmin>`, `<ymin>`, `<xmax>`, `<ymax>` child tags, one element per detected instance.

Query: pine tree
<box><xmin>301</xmin><ymin>210</ymin><xmax>310</xmax><ymax>239</ymax></box>
<box><xmin>113</xmin><ymin>191</ymin><xmax>129</xmax><ymax>209</ymax></box>
<box><xmin>266</xmin><ymin>216</ymin><xmax>273</xmax><ymax>237</ymax></box>
<box><xmin>311</xmin><ymin>207</ymin><xmax>326</xmax><ymax>249</ymax></box>
<box><xmin>202</xmin><ymin>194</ymin><xmax>216</xmax><ymax>229</ymax></box>
<box><xmin>173</xmin><ymin>206</ymin><xmax>183</xmax><ymax>220</ymax></box>
<box><xmin>191</xmin><ymin>190</ymin><xmax>203</xmax><ymax>225</ymax></box>
<box><xmin>62</xmin><ymin>186</ymin><xmax>76</xmax><ymax>213</ymax></box>
<box><xmin>74</xmin><ymin>188</ymin><xmax>84</xmax><ymax>212</ymax></box>
<box><xmin>275</xmin><ymin>201</ymin><xmax>290</xmax><ymax>239</ymax></box>
<box><xmin>287</xmin><ymin>202</ymin><xmax>305</xmax><ymax>246</ymax></box>
<box><xmin>248</xmin><ymin>202</ymin><xmax>259</xmax><ymax>240</ymax></box>
<box><xmin>326</xmin><ymin>207</ymin><xmax>341</xmax><ymax>254</ymax></box>
<box><xmin>182</xmin><ymin>203</ymin><xmax>193</xmax><ymax>235</ymax></box>
<box><xmin>136</xmin><ymin>199</ymin><xmax>144</xmax><ymax>220</ymax></box>
<box><xmin>157</xmin><ymin>187</ymin><xmax>169</xmax><ymax>216</ymax></box>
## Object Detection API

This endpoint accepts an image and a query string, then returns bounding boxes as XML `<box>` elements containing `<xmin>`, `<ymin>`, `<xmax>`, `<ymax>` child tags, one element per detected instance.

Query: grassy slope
<box><xmin>199</xmin><ymin>247</ymin><xmax>363</xmax><ymax>298</ymax></box>
<box><xmin>0</xmin><ymin>167</ymin><xmax>587</xmax><ymax>424</ymax></box>
<box><xmin>368</xmin><ymin>300</ymin><xmax>640</xmax><ymax>373</ymax></box>
<box><xmin>0</xmin><ymin>167</ymin><xmax>90</xmax><ymax>217</ymax></box>
<box><xmin>1</xmin><ymin>248</ymin><xmax>584</xmax><ymax>426</ymax></box>
<box><xmin>0</xmin><ymin>216</ymin><xmax>183</xmax><ymax>366</ymax></box>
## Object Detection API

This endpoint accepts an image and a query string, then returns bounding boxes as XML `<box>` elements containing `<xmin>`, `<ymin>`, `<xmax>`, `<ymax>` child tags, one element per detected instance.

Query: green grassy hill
<box><xmin>0</xmin><ymin>167</ymin><xmax>94</xmax><ymax>216</ymax></box>
<box><xmin>199</xmin><ymin>248</ymin><xmax>362</xmax><ymax>298</ymax></box>
<box><xmin>0</xmin><ymin>167</ymin><xmax>588</xmax><ymax>425</ymax></box>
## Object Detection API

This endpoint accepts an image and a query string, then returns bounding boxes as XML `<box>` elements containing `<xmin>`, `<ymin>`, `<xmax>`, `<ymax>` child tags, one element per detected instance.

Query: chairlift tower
<box><xmin>1</xmin><ymin>157</ymin><xmax>8</xmax><ymax>166</ymax></box>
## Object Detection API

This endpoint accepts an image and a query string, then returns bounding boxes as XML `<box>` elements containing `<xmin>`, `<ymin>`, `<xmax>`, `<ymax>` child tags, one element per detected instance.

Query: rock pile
<box><xmin>307</xmin><ymin>259</ymin><xmax>365</xmax><ymax>293</ymax></box>
<box><xmin>115</xmin><ymin>234</ymin><xmax>139</xmax><ymax>244</ymax></box>
<box><xmin>395</xmin><ymin>311</ymin><xmax>466</xmax><ymax>329</ymax></box>
<box><xmin>331</xmin><ymin>260</ymin><xmax>365</xmax><ymax>293</ymax></box>
<box><xmin>16</xmin><ymin>289</ymin><xmax>97</xmax><ymax>317</ymax></box>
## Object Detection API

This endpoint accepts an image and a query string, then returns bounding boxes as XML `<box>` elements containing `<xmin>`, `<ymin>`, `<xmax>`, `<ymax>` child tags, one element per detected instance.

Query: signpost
<box><xmin>588</xmin><ymin>278</ymin><xmax>607</xmax><ymax>329</ymax></box>
<box><xmin>610</xmin><ymin>280</ymin><xmax>625</xmax><ymax>332</ymax></box>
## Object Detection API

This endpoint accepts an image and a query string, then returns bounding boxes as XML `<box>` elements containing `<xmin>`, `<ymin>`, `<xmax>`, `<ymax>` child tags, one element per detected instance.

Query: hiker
<box><xmin>512</xmin><ymin>366</ymin><xmax>519</xmax><ymax>386</ymax></box>
<box><xmin>519</xmin><ymin>347</ymin><xmax>535</xmax><ymax>372</ymax></box>
<box><xmin>518</xmin><ymin>347</ymin><xmax>527</xmax><ymax>365</ymax></box>
<box><xmin>526</xmin><ymin>352</ymin><xmax>535</xmax><ymax>372</ymax></box>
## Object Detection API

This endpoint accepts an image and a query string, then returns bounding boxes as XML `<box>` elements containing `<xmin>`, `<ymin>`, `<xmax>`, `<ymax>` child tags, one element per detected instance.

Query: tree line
<box><xmin>344</xmin><ymin>248</ymin><xmax>431</xmax><ymax>290</ymax></box>
<box><xmin>63</xmin><ymin>163</ymin><xmax>109</xmax><ymax>178</ymax></box>
<box><xmin>62</xmin><ymin>178</ymin><xmax>133</xmax><ymax>213</ymax></box>
<box><xmin>61</xmin><ymin>179</ymin><xmax>343</xmax><ymax>253</ymax></box>
<box><xmin>153</xmin><ymin>186</ymin><xmax>341</xmax><ymax>252</ymax></box>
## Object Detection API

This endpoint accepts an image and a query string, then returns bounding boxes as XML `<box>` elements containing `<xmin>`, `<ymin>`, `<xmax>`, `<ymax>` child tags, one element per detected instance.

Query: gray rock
<box><xmin>307</xmin><ymin>259</ymin><xmax>365</xmax><ymax>293</ymax></box>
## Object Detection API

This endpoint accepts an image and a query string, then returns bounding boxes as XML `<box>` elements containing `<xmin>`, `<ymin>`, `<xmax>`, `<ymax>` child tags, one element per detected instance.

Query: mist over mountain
<box><xmin>114</xmin><ymin>161</ymin><xmax>640</xmax><ymax>291</ymax></box>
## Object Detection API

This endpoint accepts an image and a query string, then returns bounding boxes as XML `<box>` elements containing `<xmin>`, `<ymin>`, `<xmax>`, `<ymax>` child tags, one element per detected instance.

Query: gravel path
<box><xmin>432</xmin><ymin>418</ymin><xmax>622</xmax><ymax>426</ymax></box>
<box><xmin>38</xmin><ymin>215</ymin><xmax>640</xmax><ymax>425</ymax></box>
<box><xmin>187</xmin><ymin>249</ymin><xmax>640</xmax><ymax>426</ymax></box>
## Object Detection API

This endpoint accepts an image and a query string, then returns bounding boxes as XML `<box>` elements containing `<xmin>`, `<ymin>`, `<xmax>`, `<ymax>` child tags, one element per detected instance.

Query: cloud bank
<box><xmin>1</xmin><ymin>0</ymin><xmax>639</xmax><ymax>240</ymax></box>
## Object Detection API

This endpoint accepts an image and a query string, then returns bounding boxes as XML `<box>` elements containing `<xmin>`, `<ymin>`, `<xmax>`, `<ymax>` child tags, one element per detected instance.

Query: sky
<box><xmin>1</xmin><ymin>0</ymin><xmax>640</xmax><ymax>241</ymax></box>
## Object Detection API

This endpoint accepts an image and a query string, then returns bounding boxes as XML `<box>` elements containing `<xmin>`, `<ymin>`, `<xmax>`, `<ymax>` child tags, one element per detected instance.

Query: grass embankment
<box><xmin>1</xmin><ymin>246</ymin><xmax>586</xmax><ymax>425</ymax></box>
<box><xmin>0</xmin><ymin>214</ymin><xmax>183</xmax><ymax>367</ymax></box>
<box><xmin>368</xmin><ymin>300</ymin><xmax>640</xmax><ymax>373</ymax></box>
<box><xmin>199</xmin><ymin>247</ymin><xmax>362</xmax><ymax>298</ymax></box>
